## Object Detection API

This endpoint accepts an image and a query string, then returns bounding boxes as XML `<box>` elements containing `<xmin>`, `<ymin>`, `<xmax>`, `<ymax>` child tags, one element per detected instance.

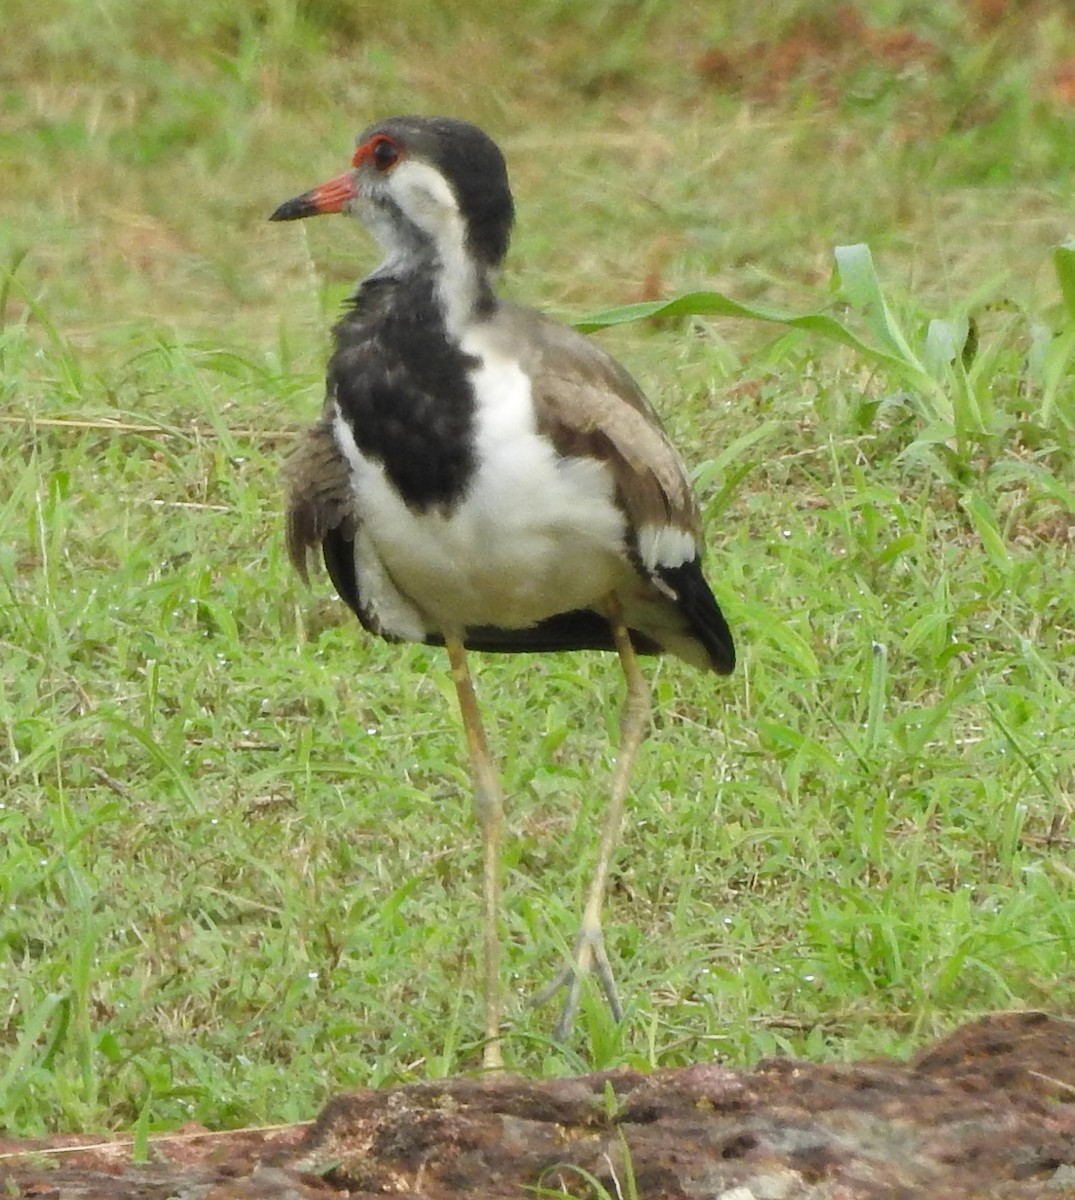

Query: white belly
<box><xmin>366</xmin><ymin>452</ymin><xmax>626</xmax><ymax>628</ymax></box>
<box><xmin>331</xmin><ymin>333</ymin><xmax>629</xmax><ymax>634</ymax></box>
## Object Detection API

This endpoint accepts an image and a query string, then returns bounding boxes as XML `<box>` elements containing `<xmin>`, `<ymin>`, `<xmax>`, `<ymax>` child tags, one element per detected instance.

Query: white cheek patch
<box><xmin>390</xmin><ymin>160</ymin><xmax>476</xmax><ymax>335</ymax></box>
<box><xmin>637</xmin><ymin>523</ymin><xmax>697</xmax><ymax>573</ymax></box>
<box><xmin>392</xmin><ymin>159</ymin><xmax>459</xmax><ymax>223</ymax></box>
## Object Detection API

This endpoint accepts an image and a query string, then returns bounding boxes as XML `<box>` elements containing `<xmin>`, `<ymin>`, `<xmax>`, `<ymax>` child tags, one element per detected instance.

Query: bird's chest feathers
<box><xmin>333</xmin><ymin>330</ymin><xmax>627</xmax><ymax>627</ymax></box>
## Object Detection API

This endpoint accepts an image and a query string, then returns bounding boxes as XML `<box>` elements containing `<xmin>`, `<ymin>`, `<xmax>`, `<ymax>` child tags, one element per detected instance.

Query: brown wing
<box><xmin>482</xmin><ymin>303</ymin><xmax>734</xmax><ymax>675</ymax></box>
<box><xmin>492</xmin><ymin>301</ymin><xmax>703</xmax><ymax>553</ymax></box>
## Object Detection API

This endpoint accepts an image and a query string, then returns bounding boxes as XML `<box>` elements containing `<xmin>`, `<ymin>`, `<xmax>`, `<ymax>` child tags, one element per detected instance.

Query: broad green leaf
<box><xmin>923</xmin><ymin>318</ymin><xmax>969</xmax><ymax>376</ymax></box>
<box><xmin>578</xmin><ymin>245</ymin><xmax>947</xmax><ymax>406</ymax></box>
<box><xmin>960</xmin><ymin>492</ymin><xmax>1011</xmax><ymax>572</ymax></box>
<box><xmin>1039</xmin><ymin>325</ymin><xmax>1075</xmax><ymax>429</ymax></box>
<box><xmin>576</xmin><ymin>288</ymin><xmax>910</xmax><ymax>373</ymax></box>
<box><xmin>833</xmin><ymin>243</ymin><xmax>927</xmax><ymax>378</ymax></box>
<box><xmin>1053</xmin><ymin>239</ymin><xmax>1075</xmax><ymax>322</ymax></box>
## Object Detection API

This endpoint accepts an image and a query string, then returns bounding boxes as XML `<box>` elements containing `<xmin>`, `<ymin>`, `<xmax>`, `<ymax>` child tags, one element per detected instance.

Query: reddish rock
<box><xmin>3</xmin><ymin>1012</ymin><xmax>1074</xmax><ymax>1199</ymax></box>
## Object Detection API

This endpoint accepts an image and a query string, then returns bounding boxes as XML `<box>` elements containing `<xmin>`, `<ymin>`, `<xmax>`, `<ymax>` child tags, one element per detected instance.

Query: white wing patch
<box><xmin>331</xmin><ymin>409</ymin><xmax>428</xmax><ymax>642</ymax></box>
<box><xmin>637</xmin><ymin>523</ymin><xmax>698</xmax><ymax>573</ymax></box>
<box><xmin>352</xmin><ymin>527</ymin><xmax>428</xmax><ymax>642</ymax></box>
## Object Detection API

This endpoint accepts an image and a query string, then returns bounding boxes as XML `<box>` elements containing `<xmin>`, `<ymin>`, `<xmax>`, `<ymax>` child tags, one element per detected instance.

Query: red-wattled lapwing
<box><xmin>270</xmin><ymin>116</ymin><xmax>734</xmax><ymax>1070</ymax></box>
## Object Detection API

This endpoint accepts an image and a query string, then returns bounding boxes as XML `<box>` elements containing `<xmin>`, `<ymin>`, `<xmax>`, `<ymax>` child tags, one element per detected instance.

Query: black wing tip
<box><xmin>322</xmin><ymin>527</ymin><xmax>363</xmax><ymax>618</ymax></box>
<box><xmin>657</xmin><ymin>558</ymin><xmax>736</xmax><ymax>675</ymax></box>
<box><xmin>692</xmin><ymin>612</ymin><xmax>735</xmax><ymax>675</ymax></box>
<box><xmin>712</xmin><ymin>638</ymin><xmax>736</xmax><ymax>675</ymax></box>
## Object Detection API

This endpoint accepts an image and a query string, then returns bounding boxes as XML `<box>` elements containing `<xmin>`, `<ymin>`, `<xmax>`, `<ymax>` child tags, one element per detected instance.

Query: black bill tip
<box><xmin>269</xmin><ymin>192</ymin><xmax>320</xmax><ymax>222</ymax></box>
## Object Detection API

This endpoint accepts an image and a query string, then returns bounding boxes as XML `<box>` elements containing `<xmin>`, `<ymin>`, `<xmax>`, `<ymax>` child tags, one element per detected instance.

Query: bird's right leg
<box><xmin>444</xmin><ymin>634</ymin><xmax>506</xmax><ymax>1071</ymax></box>
<box><xmin>533</xmin><ymin>594</ymin><xmax>651</xmax><ymax>1040</ymax></box>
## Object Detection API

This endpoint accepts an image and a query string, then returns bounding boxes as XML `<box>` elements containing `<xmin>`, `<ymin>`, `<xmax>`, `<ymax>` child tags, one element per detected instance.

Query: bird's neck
<box><xmin>432</xmin><ymin>246</ymin><xmax>497</xmax><ymax>341</ymax></box>
<box><xmin>368</xmin><ymin>223</ymin><xmax>497</xmax><ymax>342</ymax></box>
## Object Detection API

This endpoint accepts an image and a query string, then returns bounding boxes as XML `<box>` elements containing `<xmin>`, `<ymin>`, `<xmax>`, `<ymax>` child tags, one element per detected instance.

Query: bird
<box><xmin>270</xmin><ymin>115</ymin><xmax>734</xmax><ymax>1070</ymax></box>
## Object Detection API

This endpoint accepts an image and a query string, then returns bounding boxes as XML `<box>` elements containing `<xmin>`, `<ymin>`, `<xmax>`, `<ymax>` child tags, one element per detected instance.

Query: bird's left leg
<box><xmin>444</xmin><ymin>634</ymin><xmax>506</xmax><ymax>1071</ymax></box>
<box><xmin>535</xmin><ymin>593</ymin><xmax>652</xmax><ymax>1040</ymax></box>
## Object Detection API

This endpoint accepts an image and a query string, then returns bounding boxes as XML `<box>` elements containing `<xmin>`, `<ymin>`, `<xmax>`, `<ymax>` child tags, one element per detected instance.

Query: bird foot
<box><xmin>481</xmin><ymin>1038</ymin><xmax>505</xmax><ymax>1072</ymax></box>
<box><xmin>532</xmin><ymin>927</ymin><xmax>625</xmax><ymax>1041</ymax></box>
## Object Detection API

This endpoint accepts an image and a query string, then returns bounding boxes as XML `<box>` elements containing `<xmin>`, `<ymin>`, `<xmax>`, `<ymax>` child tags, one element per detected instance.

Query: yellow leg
<box><xmin>444</xmin><ymin>634</ymin><xmax>505</xmax><ymax>1071</ymax></box>
<box><xmin>534</xmin><ymin>594</ymin><xmax>651</xmax><ymax>1039</ymax></box>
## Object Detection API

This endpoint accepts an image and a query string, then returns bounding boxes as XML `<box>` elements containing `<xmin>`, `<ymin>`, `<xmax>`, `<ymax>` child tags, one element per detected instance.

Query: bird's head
<box><xmin>270</xmin><ymin>116</ymin><xmax>515</xmax><ymax>275</ymax></box>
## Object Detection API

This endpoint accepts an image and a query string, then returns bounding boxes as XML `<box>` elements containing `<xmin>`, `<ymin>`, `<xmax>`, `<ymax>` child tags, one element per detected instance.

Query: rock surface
<box><xmin>3</xmin><ymin>1012</ymin><xmax>1074</xmax><ymax>1199</ymax></box>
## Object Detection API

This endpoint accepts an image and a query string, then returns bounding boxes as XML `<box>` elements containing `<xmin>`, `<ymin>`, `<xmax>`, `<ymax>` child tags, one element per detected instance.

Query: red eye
<box><xmin>370</xmin><ymin>136</ymin><xmax>400</xmax><ymax>171</ymax></box>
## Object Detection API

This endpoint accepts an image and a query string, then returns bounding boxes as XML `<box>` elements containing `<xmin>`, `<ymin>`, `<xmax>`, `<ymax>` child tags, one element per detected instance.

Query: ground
<box><xmin>3</xmin><ymin>1012</ymin><xmax>1074</xmax><ymax>1198</ymax></box>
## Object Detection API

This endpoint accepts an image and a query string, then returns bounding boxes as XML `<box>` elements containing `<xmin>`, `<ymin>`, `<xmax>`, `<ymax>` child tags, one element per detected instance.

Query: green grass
<box><xmin>2</xmin><ymin>0</ymin><xmax>1074</xmax><ymax>1136</ymax></box>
